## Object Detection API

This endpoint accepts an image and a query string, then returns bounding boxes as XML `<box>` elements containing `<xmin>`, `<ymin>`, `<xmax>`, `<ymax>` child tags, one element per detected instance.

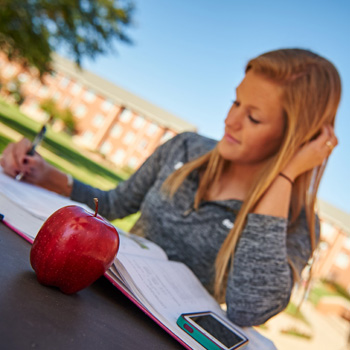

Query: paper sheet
<box><xmin>0</xmin><ymin>168</ymin><xmax>92</xmax><ymax>220</ymax></box>
<box><xmin>112</xmin><ymin>253</ymin><xmax>277</xmax><ymax>350</ymax></box>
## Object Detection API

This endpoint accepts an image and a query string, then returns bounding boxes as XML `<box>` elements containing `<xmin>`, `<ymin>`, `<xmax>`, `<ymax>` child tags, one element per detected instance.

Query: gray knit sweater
<box><xmin>71</xmin><ymin>132</ymin><xmax>317</xmax><ymax>327</ymax></box>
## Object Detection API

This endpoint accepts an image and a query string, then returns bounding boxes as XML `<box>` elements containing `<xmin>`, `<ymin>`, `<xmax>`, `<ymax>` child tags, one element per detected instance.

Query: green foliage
<box><xmin>321</xmin><ymin>279</ymin><xmax>350</xmax><ymax>302</ymax></box>
<box><xmin>3</xmin><ymin>78</ymin><xmax>25</xmax><ymax>105</ymax></box>
<box><xmin>284</xmin><ymin>302</ymin><xmax>310</xmax><ymax>326</ymax></box>
<box><xmin>40</xmin><ymin>98</ymin><xmax>57</xmax><ymax>115</ymax></box>
<box><xmin>121</xmin><ymin>164</ymin><xmax>136</xmax><ymax>176</ymax></box>
<box><xmin>40</xmin><ymin>98</ymin><xmax>75</xmax><ymax>133</ymax></box>
<box><xmin>0</xmin><ymin>0</ymin><xmax>134</xmax><ymax>75</ymax></box>
<box><xmin>60</xmin><ymin>108</ymin><xmax>75</xmax><ymax>134</ymax></box>
<box><xmin>308</xmin><ymin>280</ymin><xmax>343</xmax><ymax>306</ymax></box>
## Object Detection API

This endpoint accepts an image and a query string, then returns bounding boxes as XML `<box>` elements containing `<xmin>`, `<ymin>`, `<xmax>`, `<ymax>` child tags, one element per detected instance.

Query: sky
<box><xmin>73</xmin><ymin>0</ymin><xmax>349</xmax><ymax>213</ymax></box>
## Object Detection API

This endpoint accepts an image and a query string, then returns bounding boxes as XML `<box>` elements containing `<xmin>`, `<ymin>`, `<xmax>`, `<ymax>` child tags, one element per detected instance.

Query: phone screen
<box><xmin>188</xmin><ymin>314</ymin><xmax>245</xmax><ymax>348</ymax></box>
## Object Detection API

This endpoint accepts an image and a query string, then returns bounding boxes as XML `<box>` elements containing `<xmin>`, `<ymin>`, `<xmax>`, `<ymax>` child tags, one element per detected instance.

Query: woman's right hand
<box><xmin>1</xmin><ymin>138</ymin><xmax>73</xmax><ymax>196</ymax></box>
<box><xmin>0</xmin><ymin>138</ymin><xmax>51</xmax><ymax>185</ymax></box>
<box><xmin>282</xmin><ymin>124</ymin><xmax>338</xmax><ymax>181</ymax></box>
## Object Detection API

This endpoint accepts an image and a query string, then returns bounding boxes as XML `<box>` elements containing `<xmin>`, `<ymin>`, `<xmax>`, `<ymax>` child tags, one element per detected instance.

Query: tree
<box><xmin>0</xmin><ymin>76</ymin><xmax>25</xmax><ymax>105</ymax></box>
<box><xmin>6</xmin><ymin>78</ymin><xmax>25</xmax><ymax>105</ymax></box>
<box><xmin>0</xmin><ymin>0</ymin><xmax>134</xmax><ymax>75</ymax></box>
<box><xmin>40</xmin><ymin>98</ymin><xmax>75</xmax><ymax>134</ymax></box>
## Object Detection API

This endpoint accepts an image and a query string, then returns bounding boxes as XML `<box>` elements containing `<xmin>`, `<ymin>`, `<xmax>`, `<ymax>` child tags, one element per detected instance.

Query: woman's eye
<box><xmin>232</xmin><ymin>100</ymin><xmax>240</xmax><ymax>107</ymax></box>
<box><xmin>248</xmin><ymin>115</ymin><xmax>260</xmax><ymax>124</ymax></box>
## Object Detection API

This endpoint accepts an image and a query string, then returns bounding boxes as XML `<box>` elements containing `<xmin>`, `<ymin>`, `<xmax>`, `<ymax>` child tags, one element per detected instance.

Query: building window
<box><xmin>128</xmin><ymin>157</ymin><xmax>138</xmax><ymax>169</ymax></box>
<box><xmin>28</xmin><ymin>101</ymin><xmax>39</xmax><ymax>113</ymax></box>
<box><xmin>138</xmin><ymin>139</ymin><xmax>148</xmax><ymax>150</ymax></box>
<box><xmin>112</xmin><ymin>149</ymin><xmax>126</xmax><ymax>165</ymax></box>
<box><xmin>82</xmin><ymin>131</ymin><xmax>94</xmax><ymax>143</ymax></box>
<box><xmin>119</xmin><ymin>108</ymin><xmax>132</xmax><ymax>123</ymax></box>
<box><xmin>4</xmin><ymin>65</ymin><xmax>16</xmax><ymax>78</ymax></box>
<box><xmin>344</xmin><ymin>237</ymin><xmax>350</xmax><ymax>251</ymax></box>
<box><xmin>100</xmin><ymin>141</ymin><xmax>112</xmax><ymax>155</ymax></box>
<box><xmin>319</xmin><ymin>241</ymin><xmax>329</xmax><ymax>251</ymax></box>
<box><xmin>101</xmin><ymin>99</ymin><xmax>114</xmax><ymax>112</ymax></box>
<box><xmin>71</xmin><ymin>82</ymin><xmax>82</xmax><ymax>95</ymax></box>
<box><xmin>59</xmin><ymin>77</ymin><xmax>70</xmax><ymax>88</ymax></box>
<box><xmin>110</xmin><ymin>124</ymin><xmax>123</xmax><ymax>138</ymax></box>
<box><xmin>335</xmin><ymin>252</ymin><xmax>349</xmax><ymax>269</ymax></box>
<box><xmin>30</xmin><ymin>79</ymin><xmax>41</xmax><ymax>89</ymax></box>
<box><xmin>146</xmin><ymin>123</ymin><xmax>158</xmax><ymax>136</ymax></box>
<box><xmin>123</xmin><ymin>131</ymin><xmax>135</xmax><ymax>145</ymax></box>
<box><xmin>52</xmin><ymin>91</ymin><xmax>61</xmax><ymax>101</ymax></box>
<box><xmin>63</xmin><ymin>96</ymin><xmax>72</xmax><ymax>108</ymax></box>
<box><xmin>133</xmin><ymin>115</ymin><xmax>145</xmax><ymax>129</ymax></box>
<box><xmin>84</xmin><ymin>90</ymin><xmax>96</xmax><ymax>103</ymax></box>
<box><xmin>321</xmin><ymin>221</ymin><xmax>335</xmax><ymax>240</ymax></box>
<box><xmin>92</xmin><ymin>114</ymin><xmax>105</xmax><ymax>126</ymax></box>
<box><xmin>161</xmin><ymin>130</ymin><xmax>175</xmax><ymax>143</ymax></box>
<box><xmin>73</xmin><ymin>103</ymin><xmax>87</xmax><ymax>118</ymax></box>
<box><xmin>38</xmin><ymin>86</ymin><xmax>49</xmax><ymax>97</ymax></box>
<box><xmin>18</xmin><ymin>73</ymin><xmax>29</xmax><ymax>83</ymax></box>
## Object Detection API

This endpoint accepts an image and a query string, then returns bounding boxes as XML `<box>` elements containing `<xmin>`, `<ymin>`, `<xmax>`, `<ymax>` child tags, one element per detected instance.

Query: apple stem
<box><xmin>93</xmin><ymin>198</ymin><xmax>99</xmax><ymax>217</ymax></box>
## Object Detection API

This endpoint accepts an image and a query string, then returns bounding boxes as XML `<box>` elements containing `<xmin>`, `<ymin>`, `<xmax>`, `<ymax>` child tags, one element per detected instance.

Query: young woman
<box><xmin>1</xmin><ymin>48</ymin><xmax>341</xmax><ymax>326</ymax></box>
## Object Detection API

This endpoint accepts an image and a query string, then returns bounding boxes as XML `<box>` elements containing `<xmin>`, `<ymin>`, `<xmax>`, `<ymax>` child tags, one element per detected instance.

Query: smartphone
<box><xmin>177</xmin><ymin>311</ymin><xmax>248</xmax><ymax>350</ymax></box>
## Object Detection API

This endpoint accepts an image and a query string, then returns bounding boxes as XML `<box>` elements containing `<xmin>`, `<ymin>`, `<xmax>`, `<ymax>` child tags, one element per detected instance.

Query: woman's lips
<box><xmin>224</xmin><ymin>133</ymin><xmax>241</xmax><ymax>144</ymax></box>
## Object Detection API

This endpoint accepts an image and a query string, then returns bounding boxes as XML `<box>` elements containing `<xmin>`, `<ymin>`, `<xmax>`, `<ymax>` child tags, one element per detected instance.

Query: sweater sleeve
<box><xmin>225</xmin><ymin>210</ymin><xmax>317</xmax><ymax>327</ymax></box>
<box><xmin>70</xmin><ymin>133</ymin><xmax>188</xmax><ymax>220</ymax></box>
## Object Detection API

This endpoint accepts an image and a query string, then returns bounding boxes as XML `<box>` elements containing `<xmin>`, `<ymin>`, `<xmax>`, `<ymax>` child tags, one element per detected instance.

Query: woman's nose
<box><xmin>225</xmin><ymin>106</ymin><xmax>243</xmax><ymax>130</ymax></box>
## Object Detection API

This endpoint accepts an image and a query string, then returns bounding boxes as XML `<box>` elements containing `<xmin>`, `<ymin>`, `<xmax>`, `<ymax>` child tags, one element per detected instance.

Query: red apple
<box><xmin>30</xmin><ymin>198</ymin><xmax>120</xmax><ymax>294</ymax></box>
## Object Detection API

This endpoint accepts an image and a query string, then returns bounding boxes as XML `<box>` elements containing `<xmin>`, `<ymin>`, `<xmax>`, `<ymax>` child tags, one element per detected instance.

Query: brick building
<box><xmin>0</xmin><ymin>53</ymin><xmax>196</xmax><ymax>170</ymax></box>
<box><xmin>315</xmin><ymin>200</ymin><xmax>350</xmax><ymax>292</ymax></box>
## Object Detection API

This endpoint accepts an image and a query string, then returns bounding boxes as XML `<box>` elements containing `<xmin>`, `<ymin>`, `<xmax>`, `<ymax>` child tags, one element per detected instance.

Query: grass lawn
<box><xmin>0</xmin><ymin>99</ymin><xmax>139</xmax><ymax>231</ymax></box>
<box><xmin>308</xmin><ymin>280</ymin><xmax>343</xmax><ymax>306</ymax></box>
<box><xmin>284</xmin><ymin>301</ymin><xmax>311</xmax><ymax>326</ymax></box>
<box><xmin>280</xmin><ymin>327</ymin><xmax>312</xmax><ymax>340</ymax></box>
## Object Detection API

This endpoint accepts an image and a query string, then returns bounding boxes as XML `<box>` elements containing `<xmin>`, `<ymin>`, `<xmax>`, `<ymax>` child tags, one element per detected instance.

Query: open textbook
<box><xmin>0</xmin><ymin>169</ymin><xmax>276</xmax><ymax>350</ymax></box>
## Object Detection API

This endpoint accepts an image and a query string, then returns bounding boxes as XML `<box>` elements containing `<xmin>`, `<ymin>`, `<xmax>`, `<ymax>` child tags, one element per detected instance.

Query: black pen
<box><xmin>15</xmin><ymin>117</ymin><xmax>52</xmax><ymax>181</ymax></box>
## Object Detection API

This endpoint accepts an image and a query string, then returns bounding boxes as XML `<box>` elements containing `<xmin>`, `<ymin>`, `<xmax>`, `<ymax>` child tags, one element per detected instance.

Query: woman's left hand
<box><xmin>282</xmin><ymin>124</ymin><xmax>338</xmax><ymax>181</ymax></box>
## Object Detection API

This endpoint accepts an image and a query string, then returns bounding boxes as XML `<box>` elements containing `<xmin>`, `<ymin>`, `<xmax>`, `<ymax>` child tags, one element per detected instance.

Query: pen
<box><xmin>15</xmin><ymin>117</ymin><xmax>52</xmax><ymax>181</ymax></box>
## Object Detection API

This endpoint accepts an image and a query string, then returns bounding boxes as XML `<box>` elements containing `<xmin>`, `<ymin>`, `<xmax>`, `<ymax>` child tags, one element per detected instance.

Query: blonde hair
<box><xmin>163</xmin><ymin>48</ymin><xmax>341</xmax><ymax>300</ymax></box>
